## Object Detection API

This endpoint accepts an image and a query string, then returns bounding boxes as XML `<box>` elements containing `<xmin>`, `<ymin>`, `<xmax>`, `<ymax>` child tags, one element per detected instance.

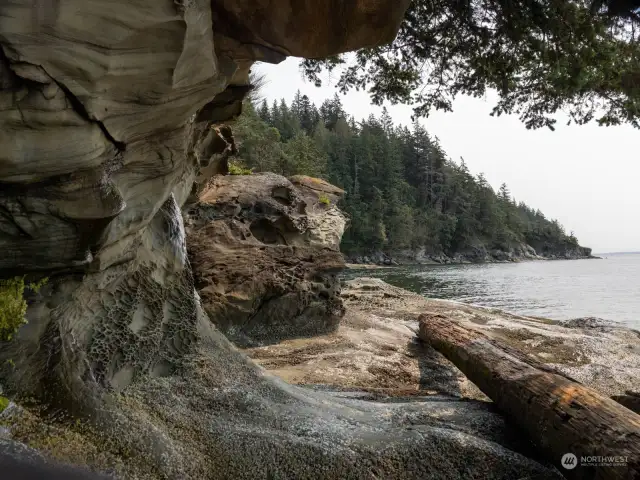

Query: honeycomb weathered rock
<box><xmin>187</xmin><ymin>173</ymin><xmax>347</xmax><ymax>346</ymax></box>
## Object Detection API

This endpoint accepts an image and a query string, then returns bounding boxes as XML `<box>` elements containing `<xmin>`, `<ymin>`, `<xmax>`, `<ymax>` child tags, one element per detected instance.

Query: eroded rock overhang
<box><xmin>0</xmin><ymin>0</ymin><xmax>409</xmax><ymax>277</ymax></box>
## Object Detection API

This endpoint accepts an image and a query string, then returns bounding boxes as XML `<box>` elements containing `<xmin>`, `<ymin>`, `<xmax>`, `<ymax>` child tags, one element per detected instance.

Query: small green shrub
<box><xmin>318</xmin><ymin>195</ymin><xmax>331</xmax><ymax>206</ymax></box>
<box><xmin>228</xmin><ymin>161</ymin><xmax>253</xmax><ymax>176</ymax></box>
<box><xmin>0</xmin><ymin>276</ymin><xmax>47</xmax><ymax>341</ymax></box>
<box><xmin>0</xmin><ymin>396</ymin><xmax>9</xmax><ymax>413</ymax></box>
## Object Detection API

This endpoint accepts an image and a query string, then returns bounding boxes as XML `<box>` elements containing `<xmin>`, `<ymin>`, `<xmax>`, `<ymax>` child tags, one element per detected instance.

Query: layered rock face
<box><xmin>0</xmin><ymin>0</ymin><xmax>408</xmax><ymax>401</ymax></box>
<box><xmin>187</xmin><ymin>173</ymin><xmax>346</xmax><ymax>346</ymax></box>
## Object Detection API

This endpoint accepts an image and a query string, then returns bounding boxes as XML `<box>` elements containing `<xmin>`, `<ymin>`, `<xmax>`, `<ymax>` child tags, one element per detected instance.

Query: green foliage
<box><xmin>233</xmin><ymin>102</ymin><xmax>288</xmax><ymax>174</ymax></box>
<box><xmin>234</xmin><ymin>95</ymin><xmax>585</xmax><ymax>256</ymax></box>
<box><xmin>233</xmin><ymin>100</ymin><xmax>327</xmax><ymax>177</ymax></box>
<box><xmin>301</xmin><ymin>0</ymin><xmax>640</xmax><ymax>130</ymax></box>
<box><xmin>282</xmin><ymin>133</ymin><xmax>327</xmax><ymax>177</ymax></box>
<box><xmin>0</xmin><ymin>276</ymin><xmax>47</xmax><ymax>342</ymax></box>
<box><xmin>228</xmin><ymin>161</ymin><xmax>253</xmax><ymax>175</ymax></box>
<box><xmin>0</xmin><ymin>396</ymin><xmax>9</xmax><ymax>413</ymax></box>
<box><xmin>318</xmin><ymin>195</ymin><xmax>331</xmax><ymax>206</ymax></box>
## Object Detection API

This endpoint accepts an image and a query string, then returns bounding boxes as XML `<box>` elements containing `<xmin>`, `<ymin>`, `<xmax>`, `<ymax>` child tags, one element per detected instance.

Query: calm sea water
<box><xmin>344</xmin><ymin>252</ymin><xmax>640</xmax><ymax>329</ymax></box>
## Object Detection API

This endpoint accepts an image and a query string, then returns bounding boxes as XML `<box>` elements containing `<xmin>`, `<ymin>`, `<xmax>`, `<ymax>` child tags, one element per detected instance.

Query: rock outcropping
<box><xmin>0</xmin><ymin>0</ymin><xmax>409</xmax><ymax>403</ymax></box>
<box><xmin>187</xmin><ymin>173</ymin><xmax>346</xmax><ymax>346</ymax></box>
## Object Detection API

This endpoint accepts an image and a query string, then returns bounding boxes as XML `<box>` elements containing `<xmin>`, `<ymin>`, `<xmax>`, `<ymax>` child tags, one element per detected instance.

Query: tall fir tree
<box><xmin>258</xmin><ymin>99</ymin><xmax>270</xmax><ymax>124</ymax></box>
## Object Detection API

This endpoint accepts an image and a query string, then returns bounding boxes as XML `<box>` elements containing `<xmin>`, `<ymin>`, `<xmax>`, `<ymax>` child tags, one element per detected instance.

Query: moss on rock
<box><xmin>0</xmin><ymin>277</ymin><xmax>47</xmax><ymax>341</ymax></box>
<box><xmin>0</xmin><ymin>395</ymin><xmax>9</xmax><ymax>413</ymax></box>
<box><xmin>0</xmin><ymin>277</ymin><xmax>27</xmax><ymax>342</ymax></box>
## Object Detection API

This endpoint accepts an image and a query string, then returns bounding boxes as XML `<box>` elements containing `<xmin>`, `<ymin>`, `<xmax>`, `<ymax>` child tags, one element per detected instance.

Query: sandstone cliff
<box><xmin>0</xmin><ymin>0</ymin><xmax>408</xmax><ymax>403</ymax></box>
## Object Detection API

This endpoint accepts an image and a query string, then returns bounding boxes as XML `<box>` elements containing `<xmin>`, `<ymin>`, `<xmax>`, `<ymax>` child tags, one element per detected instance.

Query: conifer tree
<box><xmin>258</xmin><ymin>99</ymin><xmax>271</xmax><ymax>124</ymax></box>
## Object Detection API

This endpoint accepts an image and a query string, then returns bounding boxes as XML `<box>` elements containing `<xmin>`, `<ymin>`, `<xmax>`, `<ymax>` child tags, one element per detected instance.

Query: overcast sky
<box><xmin>256</xmin><ymin>58</ymin><xmax>638</xmax><ymax>254</ymax></box>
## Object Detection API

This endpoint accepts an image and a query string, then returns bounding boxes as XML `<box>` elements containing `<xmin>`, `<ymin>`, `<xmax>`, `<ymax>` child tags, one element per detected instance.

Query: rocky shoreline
<box><xmin>2</xmin><ymin>275</ymin><xmax>637</xmax><ymax>479</ymax></box>
<box><xmin>246</xmin><ymin>277</ymin><xmax>640</xmax><ymax>400</ymax></box>
<box><xmin>187</xmin><ymin>173</ymin><xmax>347</xmax><ymax>347</ymax></box>
<box><xmin>346</xmin><ymin>244</ymin><xmax>597</xmax><ymax>266</ymax></box>
<box><xmin>0</xmin><ymin>171</ymin><xmax>636</xmax><ymax>478</ymax></box>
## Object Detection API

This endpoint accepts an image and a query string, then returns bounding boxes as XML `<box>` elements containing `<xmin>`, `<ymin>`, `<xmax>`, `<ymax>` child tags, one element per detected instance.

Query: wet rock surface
<box><xmin>245</xmin><ymin>281</ymin><xmax>487</xmax><ymax>400</ymax></box>
<box><xmin>1</xmin><ymin>309</ymin><xmax>565</xmax><ymax>479</ymax></box>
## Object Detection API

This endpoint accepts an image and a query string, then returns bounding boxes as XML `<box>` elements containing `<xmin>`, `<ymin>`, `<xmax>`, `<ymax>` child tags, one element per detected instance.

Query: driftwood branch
<box><xmin>418</xmin><ymin>313</ymin><xmax>640</xmax><ymax>480</ymax></box>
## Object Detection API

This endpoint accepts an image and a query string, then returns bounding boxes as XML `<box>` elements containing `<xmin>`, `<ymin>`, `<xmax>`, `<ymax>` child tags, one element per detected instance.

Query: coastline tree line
<box><xmin>231</xmin><ymin>92</ymin><xmax>582</xmax><ymax>256</ymax></box>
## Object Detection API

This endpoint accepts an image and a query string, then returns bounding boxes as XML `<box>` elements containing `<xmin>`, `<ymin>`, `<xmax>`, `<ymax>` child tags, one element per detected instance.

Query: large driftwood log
<box><xmin>418</xmin><ymin>314</ymin><xmax>640</xmax><ymax>480</ymax></box>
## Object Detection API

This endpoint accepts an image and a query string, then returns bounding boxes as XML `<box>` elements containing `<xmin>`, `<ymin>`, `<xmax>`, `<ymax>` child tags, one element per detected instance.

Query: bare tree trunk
<box><xmin>418</xmin><ymin>313</ymin><xmax>640</xmax><ymax>480</ymax></box>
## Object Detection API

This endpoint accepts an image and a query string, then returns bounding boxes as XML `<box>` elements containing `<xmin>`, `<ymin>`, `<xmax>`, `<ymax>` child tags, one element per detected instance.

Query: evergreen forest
<box><xmin>231</xmin><ymin>92</ymin><xmax>585</xmax><ymax>258</ymax></box>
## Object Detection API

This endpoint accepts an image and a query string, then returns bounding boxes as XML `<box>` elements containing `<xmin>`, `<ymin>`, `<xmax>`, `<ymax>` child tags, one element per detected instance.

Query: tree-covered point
<box><xmin>301</xmin><ymin>0</ymin><xmax>640</xmax><ymax>130</ymax></box>
<box><xmin>232</xmin><ymin>93</ymin><xmax>584</xmax><ymax>257</ymax></box>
